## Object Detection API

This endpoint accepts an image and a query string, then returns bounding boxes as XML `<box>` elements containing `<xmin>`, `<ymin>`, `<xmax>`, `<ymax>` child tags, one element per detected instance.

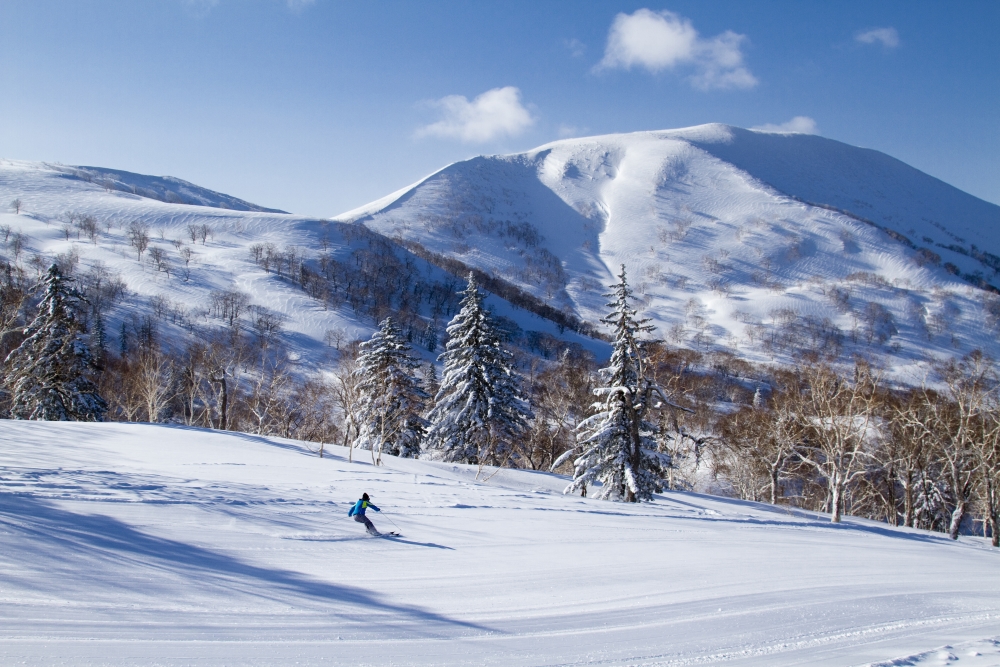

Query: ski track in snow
<box><xmin>1</xmin><ymin>421</ymin><xmax>999</xmax><ymax>666</ymax></box>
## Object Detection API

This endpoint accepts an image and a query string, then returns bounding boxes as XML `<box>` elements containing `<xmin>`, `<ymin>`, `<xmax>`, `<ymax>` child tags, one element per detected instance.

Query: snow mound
<box><xmin>2</xmin><ymin>420</ymin><xmax>999</xmax><ymax>665</ymax></box>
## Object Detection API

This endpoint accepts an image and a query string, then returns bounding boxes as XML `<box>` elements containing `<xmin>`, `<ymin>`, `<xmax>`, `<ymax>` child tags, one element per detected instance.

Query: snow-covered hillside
<box><xmin>0</xmin><ymin>159</ymin><xmax>592</xmax><ymax>372</ymax></box>
<box><xmin>50</xmin><ymin>164</ymin><xmax>288</xmax><ymax>213</ymax></box>
<box><xmin>337</xmin><ymin>124</ymin><xmax>1000</xmax><ymax>376</ymax></box>
<box><xmin>1</xmin><ymin>421</ymin><xmax>999</xmax><ymax>666</ymax></box>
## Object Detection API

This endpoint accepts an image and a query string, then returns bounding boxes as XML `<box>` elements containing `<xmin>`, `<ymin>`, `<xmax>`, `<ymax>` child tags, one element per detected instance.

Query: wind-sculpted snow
<box><xmin>53</xmin><ymin>163</ymin><xmax>287</xmax><ymax>213</ymax></box>
<box><xmin>683</xmin><ymin>125</ymin><xmax>1000</xmax><ymax>254</ymax></box>
<box><xmin>337</xmin><ymin>125</ymin><xmax>1000</xmax><ymax>377</ymax></box>
<box><xmin>1</xmin><ymin>421</ymin><xmax>999</xmax><ymax>665</ymax></box>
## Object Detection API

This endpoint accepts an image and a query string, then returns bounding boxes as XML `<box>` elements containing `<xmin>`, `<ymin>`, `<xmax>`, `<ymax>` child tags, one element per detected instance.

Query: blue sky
<box><xmin>1</xmin><ymin>1</ymin><xmax>997</xmax><ymax>216</ymax></box>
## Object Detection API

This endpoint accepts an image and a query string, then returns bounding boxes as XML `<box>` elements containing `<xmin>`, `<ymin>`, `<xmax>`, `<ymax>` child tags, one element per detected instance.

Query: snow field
<box><xmin>1</xmin><ymin>420</ymin><xmax>999</xmax><ymax>666</ymax></box>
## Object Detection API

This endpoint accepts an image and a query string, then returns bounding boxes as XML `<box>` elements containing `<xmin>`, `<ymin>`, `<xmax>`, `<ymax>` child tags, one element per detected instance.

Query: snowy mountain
<box><xmin>2</xmin><ymin>420</ymin><xmax>999</xmax><ymax>666</ymax></box>
<box><xmin>5</xmin><ymin>124</ymin><xmax>1000</xmax><ymax>378</ymax></box>
<box><xmin>0</xmin><ymin>158</ymin><xmax>591</xmax><ymax>375</ymax></box>
<box><xmin>337</xmin><ymin>124</ymin><xmax>1000</xmax><ymax>376</ymax></box>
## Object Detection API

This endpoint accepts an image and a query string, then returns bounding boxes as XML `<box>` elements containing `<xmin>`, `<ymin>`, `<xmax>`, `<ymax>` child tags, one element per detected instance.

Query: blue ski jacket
<box><xmin>348</xmin><ymin>499</ymin><xmax>380</xmax><ymax>517</ymax></box>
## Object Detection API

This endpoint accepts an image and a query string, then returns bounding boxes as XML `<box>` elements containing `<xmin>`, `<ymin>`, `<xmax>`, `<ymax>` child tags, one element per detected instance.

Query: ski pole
<box><xmin>381</xmin><ymin>510</ymin><xmax>403</xmax><ymax>533</ymax></box>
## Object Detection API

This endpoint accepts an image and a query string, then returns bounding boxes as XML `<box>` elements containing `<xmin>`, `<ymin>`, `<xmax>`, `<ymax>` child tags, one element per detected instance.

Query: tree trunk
<box><xmin>884</xmin><ymin>464</ymin><xmax>898</xmax><ymax>526</ymax></box>
<box><xmin>769</xmin><ymin>466</ymin><xmax>779</xmax><ymax>505</ymax></box>
<box><xmin>830</xmin><ymin>481</ymin><xmax>842</xmax><ymax>523</ymax></box>
<box><xmin>902</xmin><ymin>474</ymin><xmax>915</xmax><ymax>528</ymax></box>
<box><xmin>216</xmin><ymin>376</ymin><xmax>228</xmax><ymax>430</ymax></box>
<box><xmin>948</xmin><ymin>499</ymin><xmax>966</xmax><ymax>540</ymax></box>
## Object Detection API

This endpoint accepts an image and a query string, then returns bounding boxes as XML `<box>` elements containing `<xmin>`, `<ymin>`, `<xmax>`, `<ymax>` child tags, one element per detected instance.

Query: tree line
<box><xmin>1</xmin><ymin>255</ymin><xmax>999</xmax><ymax>545</ymax></box>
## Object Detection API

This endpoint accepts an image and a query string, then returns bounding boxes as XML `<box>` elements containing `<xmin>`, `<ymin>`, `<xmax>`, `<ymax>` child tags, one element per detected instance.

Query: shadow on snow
<box><xmin>0</xmin><ymin>492</ymin><xmax>489</xmax><ymax>636</ymax></box>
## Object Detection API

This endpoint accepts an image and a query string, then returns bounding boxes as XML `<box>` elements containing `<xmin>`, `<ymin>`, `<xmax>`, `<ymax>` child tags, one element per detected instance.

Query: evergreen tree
<box><xmin>119</xmin><ymin>320</ymin><xmax>128</xmax><ymax>357</ymax></box>
<box><xmin>91</xmin><ymin>309</ymin><xmax>107</xmax><ymax>358</ymax></box>
<box><xmin>423</xmin><ymin>361</ymin><xmax>439</xmax><ymax>400</ymax></box>
<box><xmin>425</xmin><ymin>274</ymin><xmax>531</xmax><ymax>466</ymax></box>
<box><xmin>558</xmin><ymin>265</ymin><xmax>670</xmax><ymax>502</ymax></box>
<box><xmin>354</xmin><ymin>317</ymin><xmax>428</xmax><ymax>463</ymax></box>
<box><xmin>4</xmin><ymin>264</ymin><xmax>107</xmax><ymax>421</ymax></box>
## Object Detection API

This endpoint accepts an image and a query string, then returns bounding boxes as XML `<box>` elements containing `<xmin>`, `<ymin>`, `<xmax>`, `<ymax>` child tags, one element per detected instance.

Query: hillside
<box><xmin>337</xmin><ymin>124</ymin><xmax>1000</xmax><ymax>376</ymax></box>
<box><xmin>1</xmin><ymin>421</ymin><xmax>999</xmax><ymax>666</ymax></box>
<box><xmin>0</xmin><ymin>158</ymin><xmax>595</xmax><ymax>376</ymax></box>
<box><xmin>47</xmin><ymin>163</ymin><xmax>289</xmax><ymax>213</ymax></box>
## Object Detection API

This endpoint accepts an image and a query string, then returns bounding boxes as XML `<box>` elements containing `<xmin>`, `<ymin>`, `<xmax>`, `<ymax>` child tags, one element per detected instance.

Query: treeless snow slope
<box><xmin>1</xmin><ymin>421</ymin><xmax>998</xmax><ymax>666</ymax></box>
<box><xmin>683</xmin><ymin>126</ymin><xmax>1000</xmax><ymax>252</ymax></box>
<box><xmin>337</xmin><ymin>125</ymin><xmax>1000</xmax><ymax>375</ymax></box>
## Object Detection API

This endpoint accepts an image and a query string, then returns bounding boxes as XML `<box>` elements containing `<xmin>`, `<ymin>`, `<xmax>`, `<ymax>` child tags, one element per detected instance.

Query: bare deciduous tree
<box><xmin>794</xmin><ymin>362</ymin><xmax>882</xmax><ymax>523</ymax></box>
<box><xmin>127</xmin><ymin>222</ymin><xmax>150</xmax><ymax>261</ymax></box>
<box><xmin>148</xmin><ymin>247</ymin><xmax>168</xmax><ymax>273</ymax></box>
<box><xmin>324</xmin><ymin>326</ymin><xmax>347</xmax><ymax>350</ymax></box>
<box><xmin>9</xmin><ymin>232</ymin><xmax>26</xmax><ymax>260</ymax></box>
<box><xmin>76</xmin><ymin>215</ymin><xmax>99</xmax><ymax>243</ymax></box>
<box><xmin>210</xmin><ymin>289</ymin><xmax>251</xmax><ymax>328</ymax></box>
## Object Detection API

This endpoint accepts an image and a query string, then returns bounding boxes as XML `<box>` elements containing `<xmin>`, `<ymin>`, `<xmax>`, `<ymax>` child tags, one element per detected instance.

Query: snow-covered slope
<box><xmin>2</xmin><ymin>421</ymin><xmax>999</xmax><ymax>666</ymax></box>
<box><xmin>48</xmin><ymin>163</ymin><xmax>287</xmax><ymax>213</ymax></box>
<box><xmin>337</xmin><ymin>125</ymin><xmax>1000</xmax><ymax>375</ymax></box>
<box><xmin>0</xmin><ymin>159</ymin><xmax>592</xmax><ymax>371</ymax></box>
<box><xmin>685</xmin><ymin>126</ymin><xmax>1000</xmax><ymax>252</ymax></box>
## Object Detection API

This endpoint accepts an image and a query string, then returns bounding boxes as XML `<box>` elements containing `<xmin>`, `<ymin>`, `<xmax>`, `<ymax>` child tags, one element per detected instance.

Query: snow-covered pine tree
<box><xmin>557</xmin><ymin>265</ymin><xmax>671</xmax><ymax>502</ymax></box>
<box><xmin>354</xmin><ymin>317</ymin><xmax>428</xmax><ymax>463</ymax></box>
<box><xmin>423</xmin><ymin>361</ymin><xmax>439</xmax><ymax>399</ymax></box>
<box><xmin>425</xmin><ymin>273</ymin><xmax>531</xmax><ymax>466</ymax></box>
<box><xmin>4</xmin><ymin>264</ymin><xmax>107</xmax><ymax>421</ymax></box>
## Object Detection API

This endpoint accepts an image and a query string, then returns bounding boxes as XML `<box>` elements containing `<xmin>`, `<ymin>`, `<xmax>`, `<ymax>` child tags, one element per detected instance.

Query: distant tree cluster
<box><xmin>714</xmin><ymin>352</ymin><xmax>1000</xmax><ymax>543</ymax></box>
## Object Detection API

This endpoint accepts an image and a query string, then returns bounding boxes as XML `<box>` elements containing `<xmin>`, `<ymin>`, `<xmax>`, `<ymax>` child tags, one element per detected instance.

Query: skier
<box><xmin>348</xmin><ymin>493</ymin><xmax>381</xmax><ymax>536</ymax></box>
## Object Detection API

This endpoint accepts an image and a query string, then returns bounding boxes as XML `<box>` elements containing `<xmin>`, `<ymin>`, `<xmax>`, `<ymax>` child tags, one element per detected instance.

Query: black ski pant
<box><xmin>354</xmin><ymin>514</ymin><xmax>378</xmax><ymax>535</ymax></box>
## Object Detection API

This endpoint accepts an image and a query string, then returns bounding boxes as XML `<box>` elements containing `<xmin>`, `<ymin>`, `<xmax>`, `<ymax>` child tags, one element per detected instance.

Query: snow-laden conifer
<box><xmin>4</xmin><ymin>264</ymin><xmax>107</xmax><ymax>421</ymax></box>
<box><xmin>425</xmin><ymin>274</ymin><xmax>531</xmax><ymax>466</ymax></box>
<box><xmin>556</xmin><ymin>265</ymin><xmax>671</xmax><ymax>502</ymax></box>
<box><xmin>354</xmin><ymin>317</ymin><xmax>428</xmax><ymax>462</ymax></box>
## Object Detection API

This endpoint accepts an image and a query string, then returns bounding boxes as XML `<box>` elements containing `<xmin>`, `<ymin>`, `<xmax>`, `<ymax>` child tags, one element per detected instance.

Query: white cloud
<box><xmin>751</xmin><ymin>116</ymin><xmax>818</xmax><ymax>134</ymax></box>
<box><xmin>416</xmin><ymin>87</ymin><xmax>535</xmax><ymax>144</ymax></box>
<box><xmin>564</xmin><ymin>38</ymin><xmax>586</xmax><ymax>58</ymax></box>
<box><xmin>855</xmin><ymin>27</ymin><xmax>900</xmax><ymax>49</ymax></box>
<box><xmin>596</xmin><ymin>9</ymin><xmax>757</xmax><ymax>91</ymax></box>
